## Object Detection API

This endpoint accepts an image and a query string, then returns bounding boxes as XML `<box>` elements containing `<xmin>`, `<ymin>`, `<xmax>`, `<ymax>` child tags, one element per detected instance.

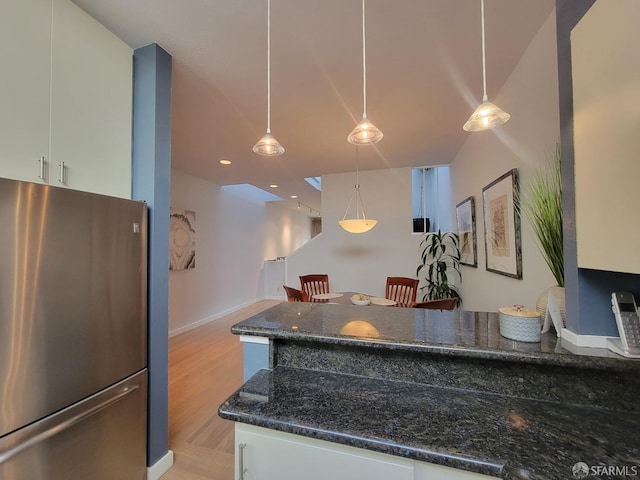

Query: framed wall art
<box><xmin>482</xmin><ymin>169</ymin><xmax>522</xmax><ymax>279</ymax></box>
<box><xmin>169</xmin><ymin>207</ymin><xmax>196</xmax><ymax>270</ymax></box>
<box><xmin>456</xmin><ymin>196</ymin><xmax>477</xmax><ymax>267</ymax></box>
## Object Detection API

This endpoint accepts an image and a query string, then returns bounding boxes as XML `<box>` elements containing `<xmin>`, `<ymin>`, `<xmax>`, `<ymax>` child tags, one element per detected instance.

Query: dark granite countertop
<box><xmin>219</xmin><ymin>366</ymin><xmax>640</xmax><ymax>480</ymax></box>
<box><xmin>222</xmin><ymin>303</ymin><xmax>640</xmax><ymax>478</ymax></box>
<box><xmin>231</xmin><ymin>302</ymin><xmax>640</xmax><ymax>372</ymax></box>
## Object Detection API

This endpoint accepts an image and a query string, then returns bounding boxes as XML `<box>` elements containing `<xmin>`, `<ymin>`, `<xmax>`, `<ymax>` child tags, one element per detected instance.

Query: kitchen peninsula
<box><xmin>218</xmin><ymin>302</ymin><xmax>640</xmax><ymax>479</ymax></box>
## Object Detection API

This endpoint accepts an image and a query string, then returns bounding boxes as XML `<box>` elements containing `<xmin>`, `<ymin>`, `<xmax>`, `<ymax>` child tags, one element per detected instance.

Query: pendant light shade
<box><xmin>339</xmin><ymin>217</ymin><xmax>378</xmax><ymax>234</ymax></box>
<box><xmin>463</xmin><ymin>100</ymin><xmax>510</xmax><ymax>132</ymax></box>
<box><xmin>347</xmin><ymin>115</ymin><xmax>384</xmax><ymax>145</ymax></box>
<box><xmin>339</xmin><ymin>184</ymin><xmax>378</xmax><ymax>234</ymax></box>
<box><xmin>253</xmin><ymin>131</ymin><xmax>285</xmax><ymax>156</ymax></box>
<box><xmin>253</xmin><ymin>0</ymin><xmax>285</xmax><ymax>155</ymax></box>
<box><xmin>464</xmin><ymin>0</ymin><xmax>510</xmax><ymax>132</ymax></box>
<box><xmin>347</xmin><ymin>0</ymin><xmax>383</xmax><ymax>145</ymax></box>
<box><xmin>339</xmin><ymin>146</ymin><xmax>378</xmax><ymax>234</ymax></box>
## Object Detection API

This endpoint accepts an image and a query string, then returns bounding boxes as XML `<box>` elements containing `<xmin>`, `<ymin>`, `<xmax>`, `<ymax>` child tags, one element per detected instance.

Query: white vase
<box><xmin>536</xmin><ymin>285</ymin><xmax>566</xmax><ymax>328</ymax></box>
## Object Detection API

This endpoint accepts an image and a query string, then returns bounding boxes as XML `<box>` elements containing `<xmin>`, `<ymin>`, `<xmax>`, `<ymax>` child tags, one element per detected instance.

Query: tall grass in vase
<box><xmin>519</xmin><ymin>144</ymin><xmax>564</xmax><ymax>321</ymax></box>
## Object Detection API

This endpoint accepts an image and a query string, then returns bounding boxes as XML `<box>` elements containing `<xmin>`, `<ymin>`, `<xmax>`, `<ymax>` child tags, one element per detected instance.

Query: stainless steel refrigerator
<box><xmin>0</xmin><ymin>177</ymin><xmax>148</xmax><ymax>479</ymax></box>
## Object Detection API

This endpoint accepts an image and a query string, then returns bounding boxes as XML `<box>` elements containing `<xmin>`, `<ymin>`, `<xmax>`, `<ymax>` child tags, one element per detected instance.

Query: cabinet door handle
<box><xmin>58</xmin><ymin>161</ymin><xmax>65</xmax><ymax>184</ymax></box>
<box><xmin>38</xmin><ymin>156</ymin><xmax>46</xmax><ymax>180</ymax></box>
<box><xmin>238</xmin><ymin>442</ymin><xmax>247</xmax><ymax>480</ymax></box>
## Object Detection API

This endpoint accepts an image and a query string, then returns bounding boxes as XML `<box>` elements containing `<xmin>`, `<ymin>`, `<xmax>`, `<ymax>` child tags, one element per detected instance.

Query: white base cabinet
<box><xmin>235</xmin><ymin>424</ymin><xmax>497</xmax><ymax>480</ymax></box>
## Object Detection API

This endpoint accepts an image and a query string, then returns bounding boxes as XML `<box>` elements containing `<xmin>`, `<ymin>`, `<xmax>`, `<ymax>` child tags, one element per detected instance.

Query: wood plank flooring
<box><xmin>161</xmin><ymin>300</ymin><xmax>281</xmax><ymax>480</ymax></box>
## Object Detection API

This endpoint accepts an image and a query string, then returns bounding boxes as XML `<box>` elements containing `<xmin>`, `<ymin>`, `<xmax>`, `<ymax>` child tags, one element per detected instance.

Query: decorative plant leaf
<box><xmin>416</xmin><ymin>229</ymin><xmax>462</xmax><ymax>306</ymax></box>
<box><xmin>516</xmin><ymin>144</ymin><xmax>564</xmax><ymax>287</ymax></box>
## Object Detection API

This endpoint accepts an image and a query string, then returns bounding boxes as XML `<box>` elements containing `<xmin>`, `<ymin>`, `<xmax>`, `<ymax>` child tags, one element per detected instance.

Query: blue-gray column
<box><xmin>132</xmin><ymin>43</ymin><xmax>171</xmax><ymax>467</ymax></box>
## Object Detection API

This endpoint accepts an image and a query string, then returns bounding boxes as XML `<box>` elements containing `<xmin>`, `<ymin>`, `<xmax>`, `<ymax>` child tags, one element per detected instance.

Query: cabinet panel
<box><xmin>50</xmin><ymin>0</ymin><xmax>133</xmax><ymax>198</ymax></box>
<box><xmin>414</xmin><ymin>462</ymin><xmax>498</xmax><ymax>479</ymax></box>
<box><xmin>572</xmin><ymin>0</ymin><xmax>640</xmax><ymax>274</ymax></box>
<box><xmin>235</xmin><ymin>424</ymin><xmax>413</xmax><ymax>480</ymax></box>
<box><xmin>0</xmin><ymin>0</ymin><xmax>51</xmax><ymax>183</ymax></box>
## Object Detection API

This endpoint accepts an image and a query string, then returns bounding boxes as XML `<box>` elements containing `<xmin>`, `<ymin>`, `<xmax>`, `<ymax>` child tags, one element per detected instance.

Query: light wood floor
<box><xmin>161</xmin><ymin>300</ymin><xmax>282</xmax><ymax>480</ymax></box>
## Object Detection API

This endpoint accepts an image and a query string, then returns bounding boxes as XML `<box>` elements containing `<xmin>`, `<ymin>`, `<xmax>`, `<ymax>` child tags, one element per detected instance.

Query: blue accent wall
<box><xmin>243</xmin><ymin>343</ymin><xmax>269</xmax><ymax>381</ymax></box>
<box><xmin>556</xmin><ymin>0</ymin><xmax>640</xmax><ymax>336</ymax></box>
<box><xmin>131</xmin><ymin>43</ymin><xmax>172</xmax><ymax>467</ymax></box>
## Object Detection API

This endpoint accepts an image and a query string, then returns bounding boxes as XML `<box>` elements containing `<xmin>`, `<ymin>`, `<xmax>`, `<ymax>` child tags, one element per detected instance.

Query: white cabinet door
<box><xmin>0</xmin><ymin>0</ymin><xmax>51</xmax><ymax>183</ymax></box>
<box><xmin>50</xmin><ymin>0</ymin><xmax>133</xmax><ymax>198</ymax></box>
<box><xmin>414</xmin><ymin>462</ymin><xmax>499</xmax><ymax>479</ymax></box>
<box><xmin>572</xmin><ymin>0</ymin><xmax>640</xmax><ymax>274</ymax></box>
<box><xmin>235</xmin><ymin>424</ymin><xmax>414</xmax><ymax>480</ymax></box>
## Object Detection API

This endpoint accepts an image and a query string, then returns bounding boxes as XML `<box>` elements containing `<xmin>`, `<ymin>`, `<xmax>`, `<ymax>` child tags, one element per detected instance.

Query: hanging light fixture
<box><xmin>463</xmin><ymin>0</ymin><xmax>510</xmax><ymax>132</ymax></box>
<box><xmin>347</xmin><ymin>0</ymin><xmax>383</xmax><ymax>145</ymax></box>
<box><xmin>253</xmin><ymin>0</ymin><xmax>285</xmax><ymax>156</ymax></box>
<box><xmin>339</xmin><ymin>148</ymin><xmax>378</xmax><ymax>233</ymax></box>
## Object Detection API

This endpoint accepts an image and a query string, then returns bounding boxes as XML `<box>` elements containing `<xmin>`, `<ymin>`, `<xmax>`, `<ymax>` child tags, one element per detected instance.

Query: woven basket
<box><xmin>498</xmin><ymin>306</ymin><xmax>541</xmax><ymax>342</ymax></box>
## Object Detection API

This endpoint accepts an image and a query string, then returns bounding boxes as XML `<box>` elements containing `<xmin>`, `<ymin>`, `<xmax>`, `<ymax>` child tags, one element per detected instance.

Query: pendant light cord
<box><xmin>361</xmin><ymin>0</ymin><xmax>368</xmax><ymax>118</ymax></box>
<box><xmin>480</xmin><ymin>0</ymin><xmax>488</xmax><ymax>102</ymax></box>
<box><xmin>267</xmin><ymin>0</ymin><xmax>272</xmax><ymax>133</ymax></box>
<box><xmin>341</xmin><ymin>147</ymin><xmax>369</xmax><ymax>221</ymax></box>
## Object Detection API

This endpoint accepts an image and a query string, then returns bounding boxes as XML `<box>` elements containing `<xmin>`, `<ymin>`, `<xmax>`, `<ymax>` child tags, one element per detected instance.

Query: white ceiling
<box><xmin>72</xmin><ymin>0</ymin><xmax>555</xmax><ymax>213</ymax></box>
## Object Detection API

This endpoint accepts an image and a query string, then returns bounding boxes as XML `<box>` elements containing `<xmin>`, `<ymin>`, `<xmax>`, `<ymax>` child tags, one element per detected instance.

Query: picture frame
<box><xmin>456</xmin><ymin>196</ymin><xmax>477</xmax><ymax>267</ymax></box>
<box><xmin>169</xmin><ymin>207</ymin><xmax>196</xmax><ymax>270</ymax></box>
<box><xmin>482</xmin><ymin>169</ymin><xmax>522</xmax><ymax>279</ymax></box>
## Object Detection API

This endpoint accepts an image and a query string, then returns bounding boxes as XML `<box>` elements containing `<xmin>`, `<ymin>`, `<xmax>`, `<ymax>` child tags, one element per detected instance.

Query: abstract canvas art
<box><xmin>169</xmin><ymin>208</ymin><xmax>196</xmax><ymax>270</ymax></box>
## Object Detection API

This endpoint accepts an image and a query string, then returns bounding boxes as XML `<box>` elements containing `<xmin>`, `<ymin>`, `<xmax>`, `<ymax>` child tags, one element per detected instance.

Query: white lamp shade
<box><xmin>347</xmin><ymin>116</ymin><xmax>384</xmax><ymax>145</ymax></box>
<box><xmin>338</xmin><ymin>218</ymin><xmax>378</xmax><ymax>234</ymax></box>
<box><xmin>463</xmin><ymin>101</ymin><xmax>510</xmax><ymax>132</ymax></box>
<box><xmin>252</xmin><ymin>132</ymin><xmax>285</xmax><ymax>156</ymax></box>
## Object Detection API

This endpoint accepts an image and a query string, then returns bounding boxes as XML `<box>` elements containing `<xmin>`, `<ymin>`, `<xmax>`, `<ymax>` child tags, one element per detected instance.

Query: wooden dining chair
<box><xmin>414</xmin><ymin>297</ymin><xmax>458</xmax><ymax>310</ymax></box>
<box><xmin>299</xmin><ymin>274</ymin><xmax>330</xmax><ymax>300</ymax></box>
<box><xmin>385</xmin><ymin>277</ymin><xmax>419</xmax><ymax>308</ymax></box>
<box><xmin>283</xmin><ymin>285</ymin><xmax>309</xmax><ymax>302</ymax></box>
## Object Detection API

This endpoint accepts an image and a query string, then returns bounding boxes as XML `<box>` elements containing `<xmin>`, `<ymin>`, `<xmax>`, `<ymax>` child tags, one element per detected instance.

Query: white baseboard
<box><xmin>561</xmin><ymin>328</ymin><xmax>610</xmax><ymax>348</ymax></box>
<box><xmin>147</xmin><ymin>450</ymin><xmax>173</xmax><ymax>480</ymax></box>
<box><xmin>168</xmin><ymin>298</ymin><xmax>263</xmax><ymax>337</ymax></box>
<box><xmin>265</xmin><ymin>294</ymin><xmax>286</xmax><ymax>300</ymax></box>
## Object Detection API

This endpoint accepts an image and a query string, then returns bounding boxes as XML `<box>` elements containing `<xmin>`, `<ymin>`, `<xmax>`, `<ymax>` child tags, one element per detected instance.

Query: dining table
<box><xmin>309</xmin><ymin>291</ymin><xmax>397</xmax><ymax>306</ymax></box>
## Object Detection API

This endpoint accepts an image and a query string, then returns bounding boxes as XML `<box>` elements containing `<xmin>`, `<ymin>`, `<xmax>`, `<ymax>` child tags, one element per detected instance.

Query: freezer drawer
<box><xmin>0</xmin><ymin>369</ymin><xmax>147</xmax><ymax>480</ymax></box>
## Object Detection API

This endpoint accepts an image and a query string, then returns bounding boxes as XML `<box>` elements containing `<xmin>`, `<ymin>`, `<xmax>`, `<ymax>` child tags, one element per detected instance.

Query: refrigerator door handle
<box><xmin>0</xmin><ymin>382</ymin><xmax>140</xmax><ymax>466</ymax></box>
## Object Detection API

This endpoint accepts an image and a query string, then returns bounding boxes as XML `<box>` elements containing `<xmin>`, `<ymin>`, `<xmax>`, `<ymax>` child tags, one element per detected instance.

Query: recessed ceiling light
<box><xmin>270</xmin><ymin>184</ymin><xmax>278</xmax><ymax>188</ymax></box>
<box><xmin>220</xmin><ymin>159</ymin><xmax>231</xmax><ymax>165</ymax></box>
<box><xmin>290</xmin><ymin>195</ymin><xmax>298</xmax><ymax>199</ymax></box>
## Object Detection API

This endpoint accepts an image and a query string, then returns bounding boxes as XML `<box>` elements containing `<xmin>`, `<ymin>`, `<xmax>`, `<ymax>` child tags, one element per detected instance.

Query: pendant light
<box><xmin>463</xmin><ymin>0</ymin><xmax>510</xmax><ymax>132</ymax></box>
<box><xmin>347</xmin><ymin>0</ymin><xmax>383</xmax><ymax>145</ymax></box>
<box><xmin>339</xmin><ymin>148</ymin><xmax>378</xmax><ymax>233</ymax></box>
<box><xmin>253</xmin><ymin>0</ymin><xmax>285</xmax><ymax>156</ymax></box>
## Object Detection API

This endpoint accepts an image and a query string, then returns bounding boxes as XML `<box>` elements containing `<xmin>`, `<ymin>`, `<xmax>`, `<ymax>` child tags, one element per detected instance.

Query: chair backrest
<box><xmin>385</xmin><ymin>277</ymin><xmax>419</xmax><ymax>308</ymax></box>
<box><xmin>299</xmin><ymin>274</ymin><xmax>330</xmax><ymax>298</ymax></box>
<box><xmin>414</xmin><ymin>297</ymin><xmax>458</xmax><ymax>310</ymax></box>
<box><xmin>283</xmin><ymin>285</ymin><xmax>309</xmax><ymax>302</ymax></box>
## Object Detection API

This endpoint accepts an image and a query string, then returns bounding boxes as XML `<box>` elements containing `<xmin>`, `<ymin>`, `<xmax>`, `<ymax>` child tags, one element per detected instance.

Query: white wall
<box><xmin>169</xmin><ymin>169</ymin><xmax>311</xmax><ymax>335</ymax></box>
<box><xmin>286</xmin><ymin>167</ymin><xmax>423</xmax><ymax>298</ymax></box>
<box><xmin>287</xmin><ymin>12</ymin><xmax>560</xmax><ymax>310</ymax></box>
<box><xmin>449</xmin><ymin>11</ymin><xmax>559</xmax><ymax>311</ymax></box>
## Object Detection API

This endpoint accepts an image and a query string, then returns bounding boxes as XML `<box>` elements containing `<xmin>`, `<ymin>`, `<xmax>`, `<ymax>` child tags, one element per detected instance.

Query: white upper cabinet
<box><xmin>0</xmin><ymin>0</ymin><xmax>51</xmax><ymax>184</ymax></box>
<box><xmin>572</xmin><ymin>0</ymin><xmax>640</xmax><ymax>274</ymax></box>
<box><xmin>0</xmin><ymin>0</ymin><xmax>133</xmax><ymax>198</ymax></box>
<box><xmin>50</xmin><ymin>0</ymin><xmax>133</xmax><ymax>198</ymax></box>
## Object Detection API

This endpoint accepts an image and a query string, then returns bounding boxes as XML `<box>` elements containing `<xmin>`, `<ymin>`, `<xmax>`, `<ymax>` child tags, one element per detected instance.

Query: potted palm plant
<box><xmin>416</xmin><ymin>230</ymin><xmax>462</xmax><ymax>306</ymax></box>
<box><xmin>519</xmin><ymin>144</ymin><xmax>564</xmax><ymax>321</ymax></box>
